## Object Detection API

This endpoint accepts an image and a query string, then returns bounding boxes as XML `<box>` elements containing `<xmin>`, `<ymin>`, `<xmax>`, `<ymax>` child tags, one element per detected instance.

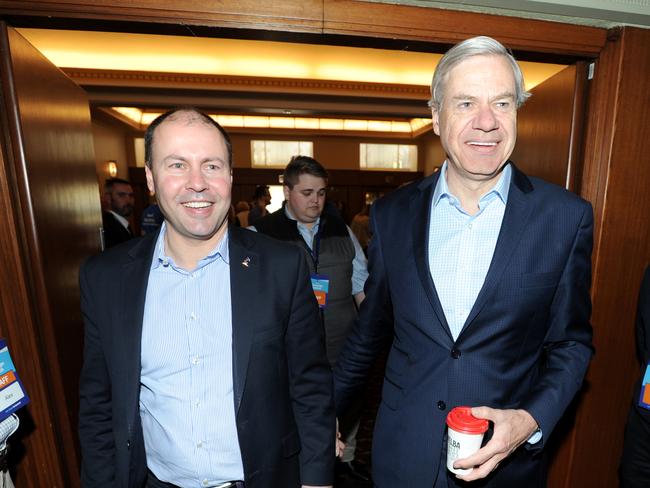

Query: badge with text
<box><xmin>638</xmin><ymin>362</ymin><xmax>650</xmax><ymax>411</ymax></box>
<box><xmin>0</xmin><ymin>339</ymin><xmax>29</xmax><ymax>421</ymax></box>
<box><xmin>310</xmin><ymin>274</ymin><xmax>330</xmax><ymax>309</ymax></box>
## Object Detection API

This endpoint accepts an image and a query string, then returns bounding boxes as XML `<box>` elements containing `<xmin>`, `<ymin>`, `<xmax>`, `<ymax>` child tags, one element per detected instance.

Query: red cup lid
<box><xmin>446</xmin><ymin>406</ymin><xmax>489</xmax><ymax>434</ymax></box>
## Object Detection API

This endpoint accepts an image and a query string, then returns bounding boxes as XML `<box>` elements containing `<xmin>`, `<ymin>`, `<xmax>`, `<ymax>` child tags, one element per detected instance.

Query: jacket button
<box><xmin>451</xmin><ymin>348</ymin><xmax>461</xmax><ymax>359</ymax></box>
<box><xmin>127</xmin><ymin>440</ymin><xmax>131</xmax><ymax>450</ymax></box>
<box><xmin>437</xmin><ymin>401</ymin><xmax>446</xmax><ymax>411</ymax></box>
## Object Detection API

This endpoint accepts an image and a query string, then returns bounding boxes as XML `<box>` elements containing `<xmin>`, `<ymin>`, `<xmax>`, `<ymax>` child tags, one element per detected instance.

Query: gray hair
<box><xmin>428</xmin><ymin>36</ymin><xmax>531</xmax><ymax>111</ymax></box>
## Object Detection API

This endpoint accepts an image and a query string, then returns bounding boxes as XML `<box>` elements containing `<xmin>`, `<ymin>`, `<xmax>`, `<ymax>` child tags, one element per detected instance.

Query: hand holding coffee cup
<box><xmin>446</xmin><ymin>406</ymin><xmax>489</xmax><ymax>475</ymax></box>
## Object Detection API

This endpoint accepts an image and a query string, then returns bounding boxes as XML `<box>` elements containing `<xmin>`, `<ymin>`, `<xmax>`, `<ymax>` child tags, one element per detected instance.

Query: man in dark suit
<box><xmin>102</xmin><ymin>177</ymin><xmax>135</xmax><ymax>249</ymax></box>
<box><xmin>79</xmin><ymin>108</ymin><xmax>335</xmax><ymax>488</ymax></box>
<box><xmin>620</xmin><ymin>265</ymin><xmax>650</xmax><ymax>487</ymax></box>
<box><xmin>334</xmin><ymin>36</ymin><xmax>594</xmax><ymax>487</ymax></box>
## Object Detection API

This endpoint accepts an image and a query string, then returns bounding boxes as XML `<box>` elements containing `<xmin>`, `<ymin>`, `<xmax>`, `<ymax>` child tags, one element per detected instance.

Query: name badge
<box><xmin>0</xmin><ymin>339</ymin><xmax>29</xmax><ymax>421</ymax></box>
<box><xmin>639</xmin><ymin>361</ymin><xmax>650</xmax><ymax>410</ymax></box>
<box><xmin>310</xmin><ymin>274</ymin><xmax>330</xmax><ymax>309</ymax></box>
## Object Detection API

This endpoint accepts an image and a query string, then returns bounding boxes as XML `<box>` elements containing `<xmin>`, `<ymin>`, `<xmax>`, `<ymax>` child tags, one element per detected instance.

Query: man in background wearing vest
<box><xmin>253</xmin><ymin>156</ymin><xmax>371</xmax><ymax>485</ymax></box>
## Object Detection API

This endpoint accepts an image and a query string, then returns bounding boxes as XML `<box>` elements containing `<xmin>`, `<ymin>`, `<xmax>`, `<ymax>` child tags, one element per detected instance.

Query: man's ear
<box><xmin>283</xmin><ymin>185</ymin><xmax>290</xmax><ymax>202</ymax></box>
<box><xmin>431</xmin><ymin>108</ymin><xmax>441</xmax><ymax>136</ymax></box>
<box><xmin>145</xmin><ymin>165</ymin><xmax>155</xmax><ymax>194</ymax></box>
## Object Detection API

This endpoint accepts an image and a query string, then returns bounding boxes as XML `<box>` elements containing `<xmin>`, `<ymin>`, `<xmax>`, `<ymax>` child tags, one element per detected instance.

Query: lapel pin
<box><xmin>241</xmin><ymin>257</ymin><xmax>251</xmax><ymax>268</ymax></box>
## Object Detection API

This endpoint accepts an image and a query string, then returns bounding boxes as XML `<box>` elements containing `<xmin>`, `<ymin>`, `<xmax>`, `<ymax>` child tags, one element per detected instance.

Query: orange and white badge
<box><xmin>310</xmin><ymin>274</ymin><xmax>330</xmax><ymax>309</ymax></box>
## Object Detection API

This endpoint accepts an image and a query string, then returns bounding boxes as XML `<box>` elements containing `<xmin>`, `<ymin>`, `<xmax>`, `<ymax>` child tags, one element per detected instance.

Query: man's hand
<box><xmin>336</xmin><ymin>418</ymin><xmax>346</xmax><ymax>458</ymax></box>
<box><xmin>453</xmin><ymin>407</ymin><xmax>538</xmax><ymax>481</ymax></box>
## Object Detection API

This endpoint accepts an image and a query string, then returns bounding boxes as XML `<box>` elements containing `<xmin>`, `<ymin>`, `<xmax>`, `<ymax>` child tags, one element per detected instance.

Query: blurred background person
<box><xmin>101</xmin><ymin>177</ymin><xmax>135</xmax><ymax>248</ymax></box>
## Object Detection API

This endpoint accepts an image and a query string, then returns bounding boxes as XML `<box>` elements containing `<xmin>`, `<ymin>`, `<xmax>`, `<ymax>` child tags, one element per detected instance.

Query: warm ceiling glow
<box><xmin>110</xmin><ymin>107</ymin><xmax>433</xmax><ymax>134</ymax></box>
<box><xmin>18</xmin><ymin>28</ymin><xmax>566</xmax><ymax>89</ymax></box>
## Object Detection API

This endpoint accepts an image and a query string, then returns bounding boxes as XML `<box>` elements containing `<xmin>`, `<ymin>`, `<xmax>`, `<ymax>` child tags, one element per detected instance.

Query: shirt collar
<box><xmin>283</xmin><ymin>203</ymin><xmax>321</xmax><ymax>234</ymax></box>
<box><xmin>151</xmin><ymin>221</ymin><xmax>230</xmax><ymax>270</ymax></box>
<box><xmin>432</xmin><ymin>160</ymin><xmax>512</xmax><ymax>208</ymax></box>
<box><xmin>109</xmin><ymin>210</ymin><xmax>130</xmax><ymax>229</ymax></box>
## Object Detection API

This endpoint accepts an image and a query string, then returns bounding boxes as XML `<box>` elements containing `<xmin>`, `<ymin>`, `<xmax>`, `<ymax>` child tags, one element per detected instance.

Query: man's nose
<box><xmin>187</xmin><ymin>167</ymin><xmax>208</xmax><ymax>191</ymax></box>
<box><xmin>473</xmin><ymin>104</ymin><xmax>498</xmax><ymax>131</ymax></box>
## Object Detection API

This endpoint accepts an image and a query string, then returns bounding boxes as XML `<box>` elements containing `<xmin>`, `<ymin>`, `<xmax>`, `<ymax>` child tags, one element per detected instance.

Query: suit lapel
<box><xmin>119</xmin><ymin>234</ymin><xmax>157</xmax><ymax>421</ymax></box>
<box><xmin>229</xmin><ymin>227</ymin><xmax>260</xmax><ymax>413</ymax></box>
<box><xmin>412</xmin><ymin>172</ymin><xmax>453</xmax><ymax>340</ymax></box>
<box><xmin>460</xmin><ymin>165</ymin><xmax>534</xmax><ymax>337</ymax></box>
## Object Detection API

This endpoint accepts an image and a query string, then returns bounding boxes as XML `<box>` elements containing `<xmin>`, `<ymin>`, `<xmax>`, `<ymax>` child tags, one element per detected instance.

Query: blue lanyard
<box><xmin>311</xmin><ymin>226</ymin><xmax>323</xmax><ymax>272</ymax></box>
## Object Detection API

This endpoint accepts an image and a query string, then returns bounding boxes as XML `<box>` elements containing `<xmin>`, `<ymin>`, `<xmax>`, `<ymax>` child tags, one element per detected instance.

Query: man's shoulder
<box><xmin>373</xmin><ymin>175</ymin><xmax>432</xmax><ymax>213</ymax></box>
<box><xmin>83</xmin><ymin>234</ymin><xmax>155</xmax><ymax>275</ymax></box>
<box><xmin>525</xmin><ymin>174</ymin><xmax>591</xmax><ymax>210</ymax></box>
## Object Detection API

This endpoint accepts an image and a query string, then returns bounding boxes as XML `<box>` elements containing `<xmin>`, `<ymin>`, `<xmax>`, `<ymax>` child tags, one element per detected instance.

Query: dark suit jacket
<box><xmin>79</xmin><ymin>226</ymin><xmax>336</xmax><ymax>488</ymax></box>
<box><xmin>620</xmin><ymin>266</ymin><xmax>650</xmax><ymax>487</ymax></box>
<box><xmin>102</xmin><ymin>211</ymin><xmax>133</xmax><ymax>249</ymax></box>
<box><xmin>334</xmin><ymin>163</ymin><xmax>594</xmax><ymax>487</ymax></box>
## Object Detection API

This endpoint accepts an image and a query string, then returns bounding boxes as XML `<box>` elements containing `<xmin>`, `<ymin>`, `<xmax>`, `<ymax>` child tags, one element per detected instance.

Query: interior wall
<box><xmin>418</xmin><ymin>130</ymin><xmax>445</xmax><ymax>176</ymax></box>
<box><xmin>229</xmin><ymin>131</ymin><xmax>424</xmax><ymax>171</ymax></box>
<box><xmin>91</xmin><ymin>118</ymin><xmax>130</xmax><ymax>189</ymax></box>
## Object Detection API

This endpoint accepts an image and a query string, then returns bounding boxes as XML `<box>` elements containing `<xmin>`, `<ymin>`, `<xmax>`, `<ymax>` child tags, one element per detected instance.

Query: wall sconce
<box><xmin>107</xmin><ymin>160</ymin><xmax>118</xmax><ymax>177</ymax></box>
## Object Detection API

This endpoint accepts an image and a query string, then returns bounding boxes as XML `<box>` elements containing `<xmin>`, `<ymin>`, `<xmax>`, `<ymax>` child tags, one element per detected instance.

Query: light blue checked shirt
<box><xmin>140</xmin><ymin>223</ymin><xmax>244</xmax><ymax>487</ymax></box>
<box><xmin>428</xmin><ymin>161</ymin><xmax>511</xmax><ymax>340</ymax></box>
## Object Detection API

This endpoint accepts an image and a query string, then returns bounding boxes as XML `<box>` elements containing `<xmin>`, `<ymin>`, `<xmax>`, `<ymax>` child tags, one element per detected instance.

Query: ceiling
<box><xmin>18</xmin><ymin>28</ymin><xmax>570</xmax><ymax>131</ymax></box>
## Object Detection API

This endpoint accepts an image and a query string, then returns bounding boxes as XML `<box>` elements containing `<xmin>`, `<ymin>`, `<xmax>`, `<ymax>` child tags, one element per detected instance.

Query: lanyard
<box><xmin>309</xmin><ymin>224</ymin><xmax>323</xmax><ymax>272</ymax></box>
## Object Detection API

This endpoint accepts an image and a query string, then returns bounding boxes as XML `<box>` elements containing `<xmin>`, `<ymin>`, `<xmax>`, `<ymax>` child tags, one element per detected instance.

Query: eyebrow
<box><xmin>162</xmin><ymin>155</ymin><xmax>227</xmax><ymax>164</ymax></box>
<box><xmin>452</xmin><ymin>91</ymin><xmax>516</xmax><ymax>102</ymax></box>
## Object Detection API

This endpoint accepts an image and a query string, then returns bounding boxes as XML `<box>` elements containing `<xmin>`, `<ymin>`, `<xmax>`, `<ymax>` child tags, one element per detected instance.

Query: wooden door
<box><xmin>511</xmin><ymin>63</ymin><xmax>588</xmax><ymax>191</ymax></box>
<box><xmin>0</xmin><ymin>24</ymin><xmax>100</xmax><ymax>486</ymax></box>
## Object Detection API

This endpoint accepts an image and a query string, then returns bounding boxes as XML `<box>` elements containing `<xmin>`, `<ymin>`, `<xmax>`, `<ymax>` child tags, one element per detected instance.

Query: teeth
<box><xmin>183</xmin><ymin>201</ymin><xmax>212</xmax><ymax>208</ymax></box>
<box><xmin>469</xmin><ymin>141</ymin><xmax>497</xmax><ymax>146</ymax></box>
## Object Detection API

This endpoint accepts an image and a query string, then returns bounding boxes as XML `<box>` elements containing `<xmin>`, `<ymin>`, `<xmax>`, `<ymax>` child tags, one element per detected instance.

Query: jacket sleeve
<box><xmin>78</xmin><ymin>259</ymin><xmax>116</xmax><ymax>487</ymax></box>
<box><xmin>334</xmin><ymin>205</ymin><xmax>394</xmax><ymax>416</ymax></box>
<box><xmin>285</xmin><ymin>250</ymin><xmax>336</xmax><ymax>486</ymax></box>
<box><xmin>520</xmin><ymin>202</ymin><xmax>595</xmax><ymax>447</ymax></box>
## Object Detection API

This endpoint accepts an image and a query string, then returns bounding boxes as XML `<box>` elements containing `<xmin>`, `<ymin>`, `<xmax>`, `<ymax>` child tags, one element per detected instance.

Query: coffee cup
<box><xmin>446</xmin><ymin>406</ymin><xmax>489</xmax><ymax>475</ymax></box>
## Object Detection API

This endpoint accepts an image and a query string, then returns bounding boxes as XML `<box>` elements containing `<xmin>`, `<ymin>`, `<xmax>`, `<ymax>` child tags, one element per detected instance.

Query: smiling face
<box><xmin>145</xmin><ymin>112</ymin><xmax>232</xmax><ymax>253</ymax></box>
<box><xmin>432</xmin><ymin>54</ymin><xmax>517</xmax><ymax>190</ymax></box>
<box><xmin>284</xmin><ymin>173</ymin><xmax>327</xmax><ymax>228</ymax></box>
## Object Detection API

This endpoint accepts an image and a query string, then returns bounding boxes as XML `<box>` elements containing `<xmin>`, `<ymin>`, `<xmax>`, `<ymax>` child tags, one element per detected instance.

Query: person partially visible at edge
<box><xmin>79</xmin><ymin>107</ymin><xmax>337</xmax><ymax>488</ymax></box>
<box><xmin>333</xmin><ymin>35</ymin><xmax>594</xmax><ymax>487</ymax></box>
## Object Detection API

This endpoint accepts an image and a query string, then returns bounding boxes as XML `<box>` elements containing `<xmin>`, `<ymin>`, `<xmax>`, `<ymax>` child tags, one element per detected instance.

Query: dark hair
<box><xmin>253</xmin><ymin>185</ymin><xmax>270</xmax><ymax>200</ymax></box>
<box><xmin>104</xmin><ymin>177</ymin><xmax>131</xmax><ymax>192</ymax></box>
<box><xmin>283</xmin><ymin>155</ymin><xmax>328</xmax><ymax>189</ymax></box>
<box><xmin>144</xmin><ymin>107</ymin><xmax>233</xmax><ymax>168</ymax></box>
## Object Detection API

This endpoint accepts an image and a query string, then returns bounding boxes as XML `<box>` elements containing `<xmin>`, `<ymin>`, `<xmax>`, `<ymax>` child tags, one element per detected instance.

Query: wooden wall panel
<box><xmin>568</xmin><ymin>27</ymin><xmax>650</xmax><ymax>488</ymax></box>
<box><xmin>0</xmin><ymin>25</ymin><xmax>102</xmax><ymax>486</ymax></box>
<box><xmin>512</xmin><ymin>65</ymin><xmax>578</xmax><ymax>188</ymax></box>
<box><xmin>0</xmin><ymin>0</ymin><xmax>323</xmax><ymax>33</ymax></box>
<box><xmin>323</xmin><ymin>0</ymin><xmax>606</xmax><ymax>56</ymax></box>
<box><xmin>0</xmin><ymin>0</ymin><xmax>606</xmax><ymax>56</ymax></box>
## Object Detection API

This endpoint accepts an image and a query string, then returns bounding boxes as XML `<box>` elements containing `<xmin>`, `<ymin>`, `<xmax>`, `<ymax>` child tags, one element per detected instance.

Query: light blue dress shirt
<box><xmin>428</xmin><ymin>161</ymin><xmax>511</xmax><ymax>341</ymax></box>
<box><xmin>140</xmin><ymin>223</ymin><xmax>244</xmax><ymax>487</ymax></box>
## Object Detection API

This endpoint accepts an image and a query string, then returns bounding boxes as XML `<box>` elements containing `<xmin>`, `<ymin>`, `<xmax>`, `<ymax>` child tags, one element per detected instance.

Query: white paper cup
<box><xmin>446</xmin><ymin>406</ymin><xmax>489</xmax><ymax>475</ymax></box>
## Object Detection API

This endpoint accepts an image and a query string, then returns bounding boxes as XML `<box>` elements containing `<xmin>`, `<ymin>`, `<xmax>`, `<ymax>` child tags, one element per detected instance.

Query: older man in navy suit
<box><xmin>79</xmin><ymin>108</ymin><xmax>335</xmax><ymax>488</ymax></box>
<box><xmin>334</xmin><ymin>36</ymin><xmax>594</xmax><ymax>487</ymax></box>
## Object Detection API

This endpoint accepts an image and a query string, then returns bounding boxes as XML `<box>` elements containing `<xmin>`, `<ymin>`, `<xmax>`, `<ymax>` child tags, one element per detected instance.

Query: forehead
<box><xmin>445</xmin><ymin>54</ymin><xmax>516</xmax><ymax>91</ymax></box>
<box><xmin>293</xmin><ymin>173</ymin><xmax>327</xmax><ymax>189</ymax></box>
<box><xmin>112</xmin><ymin>183</ymin><xmax>132</xmax><ymax>193</ymax></box>
<box><xmin>153</xmin><ymin>115</ymin><xmax>225</xmax><ymax>149</ymax></box>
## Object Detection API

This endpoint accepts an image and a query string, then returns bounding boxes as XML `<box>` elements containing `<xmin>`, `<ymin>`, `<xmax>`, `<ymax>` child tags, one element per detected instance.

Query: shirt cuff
<box><xmin>527</xmin><ymin>428</ymin><xmax>543</xmax><ymax>445</ymax></box>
